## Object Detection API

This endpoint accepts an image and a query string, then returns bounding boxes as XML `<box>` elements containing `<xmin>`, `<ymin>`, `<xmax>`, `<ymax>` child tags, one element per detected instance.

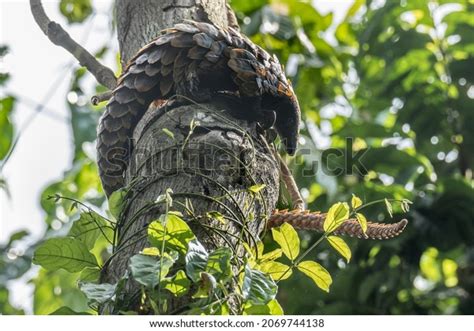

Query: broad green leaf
<box><xmin>242</xmin><ymin>265</ymin><xmax>278</xmax><ymax>305</ymax></box>
<box><xmin>243</xmin><ymin>242</ymin><xmax>258</xmax><ymax>259</ymax></box>
<box><xmin>79</xmin><ymin>267</ymin><xmax>100</xmax><ymax>283</ymax></box>
<box><xmin>79</xmin><ymin>282</ymin><xmax>116</xmax><ymax>304</ymax></box>
<box><xmin>108</xmin><ymin>188</ymin><xmax>126</xmax><ymax>220</ymax></box>
<box><xmin>267</xmin><ymin>299</ymin><xmax>284</xmax><ymax>315</ymax></box>
<box><xmin>356</xmin><ymin>213</ymin><xmax>368</xmax><ymax>234</ymax></box>
<box><xmin>185</xmin><ymin>239</ymin><xmax>208</xmax><ymax>282</ymax></box>
<box><xmin>148</xmin><ymin>214</ymin><xmax>195</xmax><ymax>254</ymax></box>
<box><xmin>323</xmin><ymin>202</ymin><xmax>350</xmax><ymax>233</ymax></box>
<box><xmin>142</xmin><ymin>247</ymin><xmax>160</xmax><ymax>256</ymax></box>
<box><xmin>212</xmin><ymin>302</ymin><xmax>231</xmax><ymax>315</ymax></box>
<box><xmin>256</xmin><ymin>241</ymin><xmax>264</xmax><ymax>257</ymax></box>
<box><xmin>32</xmin><ymin>269</ymin><xmax>89</xmax><ymax>315</ymax></box>
<box><xmin>248</xmin><ymin>184</ymin><xmax>266</xmax><ymax>194</ymax></box>
<box><xmin>69</xmin><ymin>211</ymin><xmax>110</xmax><ymax>250</ymax></box>
<box><xmin>206</xmin><ymin>247</ymin><xmax>232</xmax><ymax>282</ymax></box>
<box><xmin>385</xmin><ymin>199</ymin><xmax>393</xmax><ymax>217</ymax></box>
<box><xmin>243</xmin><ymin>299</ymin><xmax>284</xmax><ymax>315</ymax></box>
<box><xmin>271</xmin><ymin>223</ymin><xmax>300</xmax><ymax>261</ymax></box>
<box><xmin>129</xmin><ymin>252</ymin><xmax>178</xmax><ymax>288</ymax></box>
<box><xmin>297</xmin><ymin>261</ymin><xmax>332</xmax><ymax>292</ymax></box>
<box><xmin>351</xmin><ymin>194</ymin><xmax>363</xmax><ymax>209</ymax></box>
<box><xmin>260</xmin><ymin>248</ymin><xmax>283</xmax><ymax>262</ymax></box>
<box><xmin>259</xmin><ymin>261</ymin><xmax>292</xmax><ymax>281</ymax></box>
<box><xmin>327</xmin><ymin>236</ymin><xmax>352</xmax><ymax>262</ymax></box>
<box><xmin>193</xmin><ymin>272</ymin><xmax>217</xmax><ymax>299</ymax></box>
<box><xmin>230</xmin><ymin>0</ymin><xmax>267</xmax><ymax>14</ymax></box>
<box><xmin>49</xmin><ymin>307</ymin><xmax>91</xmax><ymax>315</ymax></box>
<box><xmin>33</xmin><ymin>238</ymin><xmax>98</xmax><ymax>273</ymax></box>
<box><xmin>335</xmin><ymin>22</ymin><xmax>358</xmax><ymax>47</ymax></box>
<box><xmin>162</xmin><ymin>270</ymin><xmax>190</xmax><ymax>297</ymax></box>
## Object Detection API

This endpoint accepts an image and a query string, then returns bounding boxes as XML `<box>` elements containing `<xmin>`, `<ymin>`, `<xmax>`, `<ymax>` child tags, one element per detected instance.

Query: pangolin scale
<box><xmin>97</xmin><ymin>20</ymin><xmax>300</xmax><ymax>196</ymax></box>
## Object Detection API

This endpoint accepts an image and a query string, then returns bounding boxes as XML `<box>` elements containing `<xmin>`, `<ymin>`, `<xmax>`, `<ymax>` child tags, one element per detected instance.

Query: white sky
<box><xmin>0</xmin><ymin>0</ymin><xmax>116</xmax><ymax>245</ymax></box>
<box><xmin>0</xmin><ymin>0</ymin><xmax>352</xmax><ymax>313</ymax></box>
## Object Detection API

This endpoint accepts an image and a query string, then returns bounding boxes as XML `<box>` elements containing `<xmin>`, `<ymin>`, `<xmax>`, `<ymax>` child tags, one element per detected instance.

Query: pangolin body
<box><xmin>97</xmin><ymin>20</ymin><xmax>301</xmax><ymax>196</ymax></box>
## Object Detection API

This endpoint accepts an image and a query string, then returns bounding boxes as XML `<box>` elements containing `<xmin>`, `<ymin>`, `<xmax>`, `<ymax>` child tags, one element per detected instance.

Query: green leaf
<box><xmin>356</xmin><ymin>213</ymin><xmax>368</xmax><ymax>234</ymax></box>
<box><xmin>323</xmin><ymin>202</ymin><xmax>350</xmax><ymax>233</ymax></box>
<box><xmin>162</xmin><ymin>270</ymin><xmax>190</xmax><ymax>297</ymax></box>
<box><xmin>79</xmin><ymin>267</ymin><xmax>101</xmax><ymax>283</ymax></box>
<box><xmin>79</xmin><ymin>282</ymin><xmax>116</xmax><ymax>305</ymax></box>
<box><xmin>69</xmin><ymin>211</ymin><xmax>110</xmax><ymax>250</ymax></box>
<box><xmin>185</xmin><ymin>239</ymin><xmax>208</xmax><ymax>282</ymax></box>
<box><xmin>6</xmin><ymin>230</ymin><xmax>29</xmax><ymax>248</ymax></box>
<box><xmin>327</xmin><ymin>236</ymin><xmax>352</xmax><ymax>262</ymax></box>
<box><xmin>243</xmin><ymin>299</ymin><xmax>284</xmax><ymax>315</ymax></box>
<box><xmin>129</xmin><ymin>252</ymin><xmax>178</xmax><ymax>289</ymax></box>
<box><xmin>271</xmin><ymin>223</ymin><xmax>300</xmax><ymax>261</ymax></box>
<box><xmin>33</xmin><ymin>238</ymin><xmax>98</xmax><ymax>273</ymax></box>
<box><xmin>193</xmin><ymin>272</ymin><xmax>217</xmax><ymax>299</ymax></box>
<box><xmin>206</xmin><ymin>247</ymin><xmax>232</xmax><ymax>282</ymax></box>
<box><xmin>148</xmin><ymin>214</ymin><xmax>195</xmax><ymax>254</ymax></box>
<box><xmin>162</xmin><ymin>128</ymin><xmax>175</xmax><ymax>140</ymax></box>
<box><xmin>259</xmin><ymin>261</ymin><xmax>292</xmax><ymax>281</ymax></box>
<box><xmin>32</xmin><ymin>269</ymin><xmax>88</xmax><ymax>315</ymax></box>
<box><xmin>401</xmin><ymin>199</ymin><xmax>412</xmax><ymax>213</ymax></box>
<box><xmin>0</xmin><ymin>96</ymin><xmax>15</xmax><ymax>160</ymax></box>
<box><xmin>385</xmin><ymin>198</ymin><xmax>393</xmax><ymax>217</ymax></box>
<box><xmin>49</xmin><ymin>307</ymin><xmax>91</xmax><ymax>315</ymax></box>
<box><xmin>230</xmin><ymin>0</ymin><xmax>267</xmax><ymax>14</ymax></box>
<box><xmin>297</xmin><ymin>261</ymin><xmax>332</xmax><ymax>292</ymax></box>
<box><xmin>259</xmin><ymin>248</ymin><xmax>283</xmax><ymax>262</ymax></box>
<box><xmin>108</xmin><ymin>188</ymin><xmax>126</xmax><ymax>220</ymax></box>
<box><xmin>346</xmin><ymin>0</ymin><xmax>365</xmax><ymax>18</ymax></box>
<box><xmin>351</xmin><ymin>194</ymin><xmax>363</xmax><ymax>209</ymax></box>
<box><xmin>59</xmin><ymin>0</ymin><xmax>93</xmax><ymax>23</ymax></box>
<box><xmin>242</xmin><ymin>265</ymin><xmax>278</xmax><ymax>305</ymax></box>
<box><xmin>248</xmin><ymin>184</ymin><xmax>266</xmax><ymax>194</ymax></box>
<box><xmin>141</xmin><ymin>247</ymin><xmax>161</xmax><ymax>256</ymax></box>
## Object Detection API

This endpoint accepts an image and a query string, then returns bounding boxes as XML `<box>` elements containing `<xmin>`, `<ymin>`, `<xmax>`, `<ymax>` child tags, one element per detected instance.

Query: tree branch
<box><xmin>29</xmin><ymin>0</ymin><xmax>117</xmax><ymax>90</ymax></box>
<box><xmin>91</xmin><ymin>90</ymin><xmax>113</xmax><ymax>105</ymax></box>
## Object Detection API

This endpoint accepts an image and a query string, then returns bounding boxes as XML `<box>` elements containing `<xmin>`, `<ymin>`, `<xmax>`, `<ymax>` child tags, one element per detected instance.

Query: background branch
<box><xmin>29</xmin><ymin>0</ymin><xmax>117</xmax><ymax>90</ymax></box>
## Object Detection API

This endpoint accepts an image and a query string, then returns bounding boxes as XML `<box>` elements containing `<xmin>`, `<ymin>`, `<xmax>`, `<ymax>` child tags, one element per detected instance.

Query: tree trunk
<box><xmin>101</xmin><ymin>0</ymin><xmax>280</xmax><ymax>314</ymax></box>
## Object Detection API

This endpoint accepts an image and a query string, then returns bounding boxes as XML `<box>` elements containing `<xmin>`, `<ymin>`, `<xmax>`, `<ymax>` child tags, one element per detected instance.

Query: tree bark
<box><xmin>101</xmin><ymin>0</ymin><xmax>280</xmax><ymax>314</ymax></box>
<box><xmin>116</xmin><ymin>0</ymin><xmax>229</xmax><ymax>66</ymax></box>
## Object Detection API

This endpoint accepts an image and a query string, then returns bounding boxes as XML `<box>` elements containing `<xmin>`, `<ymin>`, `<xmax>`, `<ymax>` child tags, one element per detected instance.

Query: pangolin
<box><xmin>96</xmin><ymin>20</ymin><xmax>407</xmax><ymax>241</ymax></box>
<box><xmin>97</xmin><ymin>20</ymin><xmax>300</xmax><ymax>197</ymax></box>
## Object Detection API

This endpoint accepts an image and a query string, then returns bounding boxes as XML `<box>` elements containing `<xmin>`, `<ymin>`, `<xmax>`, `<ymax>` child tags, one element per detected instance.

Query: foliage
<box><xmin>27</xmin><ymin>191</ymin><xmax>403</xmax><ymax>315</ymax></box>
<box><xmin>230</xmin><ymin>0</ymin><xmax>473</xmax><ymax>314</ymax></box>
